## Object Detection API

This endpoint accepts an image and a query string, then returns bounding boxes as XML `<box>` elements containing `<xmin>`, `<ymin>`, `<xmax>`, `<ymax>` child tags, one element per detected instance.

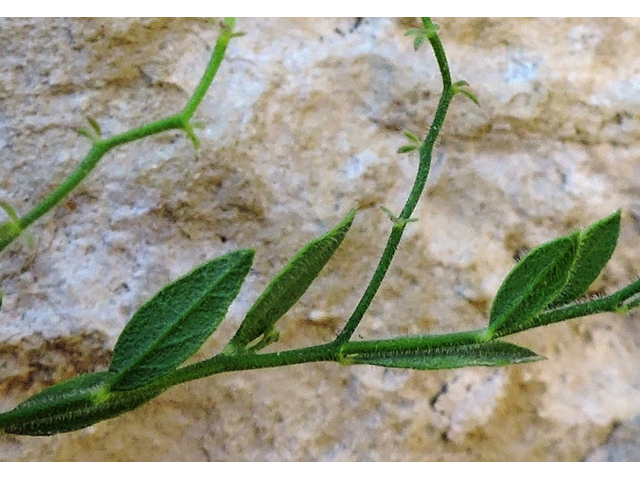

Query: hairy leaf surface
<box><xmin>110</xmin><ymin>249</ymin><xmax>254</xmax><ymax>390</ymax></box>
<box><xmin>228</xmin><ymin>209</ymin><xmax>356</xmax><ymax>351</ymax></box>
<box><xmin>488</xmin><ymin>232</ymin><xmax>579</xmax><ymax>336</ymax></box>
<box><xmin>549</xmin><ymin>210</ymin><xmax>621</xmax><ymax>308</ymax></box>
<box><xmin>351</xmin><ymin>341</ymin><xmax>542</xmax><ymax>370</ymax></box>
<box><xmin>0</xmin><ymin>372</ymin><xmax>164</xmax><ymax>436</ymax></box>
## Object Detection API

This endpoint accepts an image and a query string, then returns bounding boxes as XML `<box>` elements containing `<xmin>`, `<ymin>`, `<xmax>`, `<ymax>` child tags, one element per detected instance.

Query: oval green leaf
<box><xmin>488</xmin><ymin>231</ymin><xmax>580</xmax><ymax>336</ymax></box>
<box><xmin>109</xmin><ymin>249</ymin><xmax>254</xmax><ymax>390</ymax></box>
<box><xmin>351</xmin><ymin>341</ymin><xmax>543</xmax><ymax>370</ymax></box>
<box><xmin>548</xmin><ymin>210</ymin><xmax>621</xmax><ymax>308</ymax></box>
<box><xmin>0</xmin><ymin>372</ymin><xmax>164</xmax><ymax>436</ymax></box>
<box><xmin>227</xmin><ymin>209</ymin><xmax>356</xmax><ymax>352</ymax></box>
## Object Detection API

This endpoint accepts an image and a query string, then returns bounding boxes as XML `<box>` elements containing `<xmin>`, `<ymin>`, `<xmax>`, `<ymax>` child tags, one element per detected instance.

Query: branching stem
<box><xmin>147</xmin><ymin>328</ymin><xmax>489</xmax><ymax>392</ymax></box>
<box><xmin>2</xmin><ymin>17</ymin><xmax>639</xmax><ymax>439</ymax></box>
<box><xmin>148</xmin><ymin>272</ymin><xmax>640</xmax><ymax>390</ymax></box>
<box><xmin>333</xmin><ymin>18</ymin><xmax>455</xmax><ymax>346</ymax></box>
<box><xmin>0</xmin><ymin>18</ymin><xmax>237</xmax><ymax>252</ymax></box>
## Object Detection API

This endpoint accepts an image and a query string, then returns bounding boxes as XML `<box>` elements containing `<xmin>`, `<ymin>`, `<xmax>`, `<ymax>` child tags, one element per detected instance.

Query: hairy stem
<box><xmin>150</xmin><ymin>328</ymin><xmax>488</xmax><ymax>391</ymax></box>
<box><xmin>333</xmin><ymin>18</ymin><xmax>455</xmax><ymax>345</ymax></box>
<box><xmin>494</xmin><ymin>276</ymin><xmax>640</xmax><ymax>338</ymax></box>
<box><xmin>0</xmin><ymin>18</ymin><xmax>237</xmax><ymax>253</ymax></box>
<box><xmin>141</xmin><ymin>272</ymin><xmax>640</xmax><ymax>391</ymax></box>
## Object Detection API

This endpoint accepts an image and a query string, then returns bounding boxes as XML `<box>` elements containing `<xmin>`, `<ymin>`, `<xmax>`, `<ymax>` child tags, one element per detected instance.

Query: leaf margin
<box><xmin>109</xmin><ymin>248</ymin><xmax>255</xmax><ymax>390</ymax></box>
<box><xmin>487</xmin><ymin>231</ymin><xmax>580</xmax><ymax>336</ymax></box>
<box><xmin>350</xmin><ymin>340</ymin><xmax>544</xmax><ymax>370</ymax></box>
<box><xmin>226</xmin><ymin>209</ymin><xmax>356</xmax><ymax>352</ymax></box>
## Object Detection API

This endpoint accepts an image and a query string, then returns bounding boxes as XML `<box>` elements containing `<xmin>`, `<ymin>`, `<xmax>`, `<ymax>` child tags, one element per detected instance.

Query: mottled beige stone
<box><xmin>1</xmin><ymin>17</ymin><xmax>640</xmax><ymax>461</ymax></box>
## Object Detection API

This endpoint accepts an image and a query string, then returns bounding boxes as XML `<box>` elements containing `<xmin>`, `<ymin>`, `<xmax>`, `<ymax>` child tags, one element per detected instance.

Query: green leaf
<box><xmin>549</xmin><ymin>210</ymin><xmax>621</xmax><ymax>308</ymax></box>
<box><xmin>76</xmin><ymin>127</ymin><xmax>96</xmax><ymax>142</ymax></box>
<box><xmin>0</xmin><ymin>372</ymin><xmax>164</xmax><ymax>436</ymax></box>
<box><xmin>0</xmin><ymin>202</ymin><xmax>23</xmax><ymax>250</ymax></box>
<box><xmin>351</xmin><ymin>341</ymin><xmax>543</xmax><ymax>370</ymax></box>
<box><xmin>87</xmin><ymin>116</ymin><xmax>102</xmax><ymax>136</ymax></box>
<box><xmin>397</xmin><ymin>145</ymin><xmax>418</xmax><ymax>154</ymax></box>
<box><xmin>183</xmin><ymin>124</ymin><xmax>201</xmax><ymax>149</ymax></box>
<box><xmin>0</xmin><ymin>201</ymin><xmax>20</xmax><ymax>223</ymax></box>
<box><xmin>453</xmin><ymin>80</ymin><xmax>480</xmax><ymax>106</ymax></box>
<box><xmin>380</xmin><ymin>205</ymin><xmax>399</xmax><ymax>223</ymax></box>
<box><xmin>459</xmin><ymin>88</ymin><xmax>480</xmax><ymax>106</ymax></box>
<box><xmin>0</xmin><ymin>221</ymin><xmax>21</xmax><ymax>251</ymax></box>
<box><xmin>413</xmin><ymin>35</ymin><xmax>427</xmax><ymax>52</ymax></box>
<box><xmin>402</xmin><ymin>130</ymin><xmax>420</xmax><ymax>144</ymax></box>
<box><xmin>404</xmin><ymin>28</ymin><xmax>423</xmax><ymax>37</ymax></box>
<box><xmin>109</xmin><ymin>249</ymin><xmax>254</xmax><ymax>390</ymax></box>
<box><xmin>488</xmin><ymin>231</ymin><xmax>580</xmax><ymax>336</ymax></box>
<box><xmin>380</xmin><ymin>206</ymin><xmax>417</xmax><ymax>227</ymax></box>
<box><xmin>227</xmin><ymin>209</ymin><xmax>356</xmax><ymax>352</ymax></box>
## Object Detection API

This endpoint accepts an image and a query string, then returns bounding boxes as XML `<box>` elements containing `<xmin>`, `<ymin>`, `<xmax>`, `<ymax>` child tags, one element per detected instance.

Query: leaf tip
<box><xmin>609</xmin><ymin>208</ymin><xmax>622</xmax><ymax>226</ymax></box>
<box><xmin>341</xmin><ymin>208</ymin><xmax>357</xmax><ymax>229</ymax></box>
<box><xmin>86</xmin><ymin>116</ymin><xmax>102</xmax><ymax>137</ymax></box>
<box><xmin>76</xmin><ymin>127</ymin><xmax>96</xmax><ymax>142</ymax></box>
<box><xmin>243</xmin><ymin>248</ymin><xmax>256</xmax><ymax>262</ymax></box>
<box><xmin>402</xmin><ymin>130</ymin><xmax>421</xmax><ymax>144</ymax></box>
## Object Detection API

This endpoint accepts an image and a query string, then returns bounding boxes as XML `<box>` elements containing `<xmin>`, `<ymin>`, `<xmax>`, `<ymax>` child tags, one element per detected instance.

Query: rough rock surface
<box><xmin>2</xmin><ymin>17</ymin><xmax>640</xmax><ymax>461</ymax></box>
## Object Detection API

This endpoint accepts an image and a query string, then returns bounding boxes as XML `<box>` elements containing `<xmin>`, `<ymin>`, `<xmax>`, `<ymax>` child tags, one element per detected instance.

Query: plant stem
<box><xmin>159</xmin><ymin>274</ymin><xmax>640</xmax><ymax>390</ymax></box>
<box><xmin>17</xmin><ymin>115</ymin><xmax>184</xmax><ymax>232</ymax></box>
<box><xmin>0</xmin><ymin>19</ymin><xmax>237</xmax><ymax>253</ymax></box>
<box><xmin>181</xmin><ymin>18</ymin><xmax>236</xmax><ymax>120</ymax></box>
<box><xmin>156</xmin><ymin>246</ymin><xmax>640</xmax><ymax>391</ymax></box>
<box><xmin>141</xmin><ymin>270</ymin><xmax>640</xmax><ymax>390</ymax></box>
<box><xmin>333</xmin><ymin>18</ymin><xmax>455</xmax><ymax>345</ymax></box>
<box><xmin>149</xmin><ymin>328</ymin><xmax>488</xmax><ymax>391</ymax></box>
<box><xmin>494</xmin><ymin>276</ymin><xmax>640</xmax><ymax>338</ymax></box>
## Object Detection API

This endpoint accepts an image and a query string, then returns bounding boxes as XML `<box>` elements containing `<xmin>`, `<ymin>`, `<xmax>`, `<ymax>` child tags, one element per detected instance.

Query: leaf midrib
<box><xmin>110</xmin><ymin>258</ymin><xmax>239</xmax><ymax>384</ymax></box>
<box><xmin>491</xmin><ymin>237</ymin><xmax>576</xmax><ymax>331</ymax></box>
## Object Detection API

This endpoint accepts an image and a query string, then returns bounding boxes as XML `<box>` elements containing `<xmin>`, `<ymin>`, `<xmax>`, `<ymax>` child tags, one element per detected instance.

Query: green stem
<box><xmin>494</xmin><ymin>276</ymin><xmax>640</xmax><ymax>338</ymax></box>
<box><xmin>156</xmin><ymin>260</ymin><xmax>640</xmax><ymax>390</ymax></box>
<box><xmin>180</xmin><ymin>275</ymin><xmax>640</xmax><ymax>385</ymax></box>
<box><xmin>143</xmin><ymin>271</ymin><xmax>640</xmax><ymax>390</ymax></box>
<box><xmin>18</xmin><ymin>115</ymin><xmax>184</xmax><ymax>231</ymax></box>
<box><xmin>181</xmin><ymin>18</ymin><xmax>236</xmax><ymax>120</ymax></box>
<box><xmin>0</xmin><ymin>327</ymin><xmax>491</xmax><ymax>433</ymax></box>
<box><xmin>1</xmin><ymin>19</ymin><xmax>237</xmax><ymax>253</ymax></box>
<box><xmin>150</xmin><ymin>328</ymin><xmax>488</xmax><ymax>391</ymax></box>
<box><xmin>342</xmin><ymin>329</ymin><xmax>487</xmax><ymax>355</ymax></box>
<box><xmin>333</xmin><ymin>18</ymin><xmax>455</xmax><ymax>345</ymax></box>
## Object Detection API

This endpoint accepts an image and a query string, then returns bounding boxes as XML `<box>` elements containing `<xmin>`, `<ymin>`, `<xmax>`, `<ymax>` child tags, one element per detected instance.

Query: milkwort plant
<box><xmin>0</xmin><ymin>18</ymin><xmax>639</xmax><ymax>436</ymax></box>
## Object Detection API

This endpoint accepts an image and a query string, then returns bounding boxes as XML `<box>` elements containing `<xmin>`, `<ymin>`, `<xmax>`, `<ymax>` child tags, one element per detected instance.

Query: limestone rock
<box><xmin>1</xmin><ymin>17</ymin><xmax>640</xmax><ymax>461</ymax></box>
